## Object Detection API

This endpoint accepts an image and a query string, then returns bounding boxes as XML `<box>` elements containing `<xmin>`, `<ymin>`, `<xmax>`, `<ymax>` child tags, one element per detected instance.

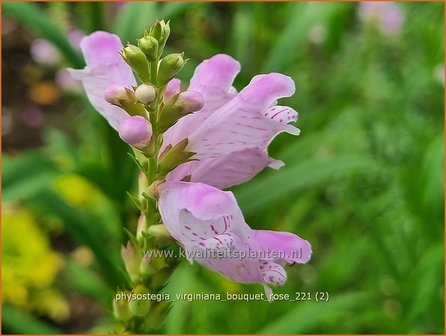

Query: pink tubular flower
<box><xmin>68</xmin><ymin>31</ymin><xmax>137</xmax><ymax>130</ymax></box>
<box><xmin>158</xmin><ymin>182</ymin><xmax>312</xmax><ymax>297</ymax></box>
<box><xmin>164</xmin><ymin>54</ymin><xmax>298</xmax><ymax>188</ymax></box>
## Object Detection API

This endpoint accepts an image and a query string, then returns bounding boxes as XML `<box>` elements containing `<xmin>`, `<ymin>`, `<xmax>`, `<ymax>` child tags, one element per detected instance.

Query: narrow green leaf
<box><xmin>2</xmin><ymin>152</ymin><xmax>58</xmax><ymax>202</ymax></box>
<box><xmin>235</xmin><ymin>155</ymin><xmax>380</xmax><ymax>215</ymax></box>
<box><xmin>262</xmin><ymin>2</ymin><xmax>346</xmax><ymax>72</ymax></box>
<box><xmin>260</xmin><ymin>292</ymin><xmax>369</xmax><ymax>333</ymax></box>
<box><xmin>31</xmin><ymin>189</ymin><xmax>126</xmax><ymax>288</ymax></box>
<box><xmin>2</xmin><ymin>305</ymin><xmax>62</xmax><ymax>334</ymax></box>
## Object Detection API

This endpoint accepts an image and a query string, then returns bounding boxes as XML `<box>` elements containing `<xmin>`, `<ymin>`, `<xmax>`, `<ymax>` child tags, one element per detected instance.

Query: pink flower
<box><xmin>30</xmin><ymin>39</ymin><xmax>61</xmax><ymax>66</ymax></box>
<box><xmin>69</xmin><ymin>31</ymin><xmax>136</xmax><ymax>130</ymax></box>
<box><xmin>358</xmin><ymin>2</ymin><xmax>404</xmax><ymax>36</ymax></box>
<box><xmin>71</xmin><ymin>32</ymin><xmax>299</xmax><ymax>186</ymax></box>
<box><xmin>158</xmin><ymin>182</ymin><xmax>311</xmax><ymax>297</ymax></box>
<box><xmin>164</xmin><ymin>54</ymin><xmax>298</xmax><ymax>188</ymax></box>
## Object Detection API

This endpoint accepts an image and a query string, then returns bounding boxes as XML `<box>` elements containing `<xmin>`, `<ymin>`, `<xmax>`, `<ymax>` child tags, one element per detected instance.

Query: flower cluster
<box><xmin>70</xmin><ymin>19</ymin><xmax>311</xmax><ymax>325</ymax></box>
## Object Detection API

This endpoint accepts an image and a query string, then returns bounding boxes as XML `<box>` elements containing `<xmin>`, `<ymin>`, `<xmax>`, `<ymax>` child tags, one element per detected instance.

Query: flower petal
<box><xmin>69</xmin><ymin>31</ymin><xmax>136</xmax><ymax>130</ymax></box>
<box><xmin>249</xmin><ymin>230</ymin><xmax>312</xmax><ymax>264</ymax></box>
<box><xmin>186</xmin><ymin>73</ymin><xmax>299</xmax><ymax>160</ymax></box>
<box><xmin>158</xmin><ymin>182</ymin><xmax>251</xmax><ymax>245</ymax></box>
<box><xmin>161</xmin><ymin>55</ymin><xmax>240</xmax><ymax>150</ymax></box>
<box><xmin>259</xmin><ymin>260</ymin><xmax>287</xmax><ymax>286</ymax></box>
<box><xmin>164</xmin><ymin>78</ymin><xmax>181</xmax><ymax>102</ymax></box>
<box><xmin>193</xmin><ymin>235</ymin><xmax>263</xmax><ymax>284</ymax></box>
<box><xmin>167</xmin><ymin>148</ymin><xmax>283</xmax><ymax>189</ymax></box>
<box><xmin>188</xmin><ymin>54</ymin><xmax>241</xmax><ymax>98</ymax></box>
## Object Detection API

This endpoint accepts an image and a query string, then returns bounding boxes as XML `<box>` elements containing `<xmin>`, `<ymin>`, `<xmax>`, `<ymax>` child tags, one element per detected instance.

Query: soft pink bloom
<box><xmin>164</xmin><ymin>54</ymin><xmax>298</xmax><ymax>188</ymax></box>
<box><xmin>72</xmin><ymin>32</ymin><xmax>299</xmax><ymax>187</ymax></box>
<box><xmin>158</xmin><ymin>182</ymin><xmax>311</xmax><ymax>296</ymax></box>
<box><xmin>69</xmin><ymin>31</ymin><xmax>137</xmax><ymax>130</ymax></box>
<box><xmin>30</xmin><ymin>39</ymin><xmax>61</xmax><ymax>66</ymax></box>
<box><xmin>358</xmin><ymin>2</ymin><xmax>404</xmax><ymax>36</ymax></box>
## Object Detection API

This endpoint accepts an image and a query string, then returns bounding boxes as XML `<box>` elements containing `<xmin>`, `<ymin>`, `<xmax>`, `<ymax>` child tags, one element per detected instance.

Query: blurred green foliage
<box><xmin>2</xmin><ymin>1</ymin><xmax>444</xmax><ymax>334</ymax></box>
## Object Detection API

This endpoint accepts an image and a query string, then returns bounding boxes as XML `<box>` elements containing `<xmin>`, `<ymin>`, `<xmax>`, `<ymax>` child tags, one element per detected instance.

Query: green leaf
<box><xmin>2</xmin><ymin>152</ymin><xmax>58</xmax><ymax>203</ymax></box>
<box><xmin>260</xmin><ymin>291</ymin><xmax>369</xmax><ymax>333</ymax></box>
<box><xmin>2</xmin><ymin>305</ymin><xmax>62</xmax><ymax>334</ymax></box>
<box><xmin>63</xmin><ymin>260</ymin><xmax>112</xmax><ymax>305</ymax></box>
<box><xmin>262</xmin><ymin>2</ymin><xmax>347</xmax><ymax>72</ymax></box>
<box><xmin>2</xmin><ymin>2</ymin><xmax>84</xmax><ymax>68</ymax></box>
<box><xmin>31</xmin><ymin>189</ymin><xmax>127</xmax><ymax>288</ymax></box>
<box><xmin>235</xmin><ymin>155</ymin><xmax>380</xmax><ymax>215</ymax></box>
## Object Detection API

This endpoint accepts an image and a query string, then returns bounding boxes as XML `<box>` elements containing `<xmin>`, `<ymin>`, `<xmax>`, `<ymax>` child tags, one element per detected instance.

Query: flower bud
<box><xmin>121</xmin><ymin>44</ymin><xmax>151</xmax><ymax>82</ymax></box>
<box><xmin>113</xmin><ymin>291</ymin><xmax>133</xmax><ymax>321</ymax></box>
<box><xmin>104</xmin><ymin>84</ymin><xmax>135</xmax><ymax>106</ymax></box>
<box><xmin>118</xmin><ymin>116</ymin><xmax>152</xmax><ymax>149</ymax></box>
<box><xmin>157</xmin><ymin>53</ymin><xmax>187</xmax><ymax>86</ymax></box>
<box><xmin>147</xmin><ymin>224</ymin><xmax>171</xmax><ymax>240</ymax></box>
<box><xmin>121</xmin><ymin>241</ymin><xmax>142</xmax><ymax>284</ymax></box>
<box><xmin>137</xmin><ymin>35</ymin><xmax>158</xmax><ymax>63</ymax></box>
<box><xmin>158</xmin><ymin>91</ymin><xmax>204</xmax><ymax>131</ymax></box>
<box><xmin>128</xmin><ymin>284</ymin><xmax>151</xmax><ymax>317</ymax></box>
<box><xmin>149</xmin><ymin>20</ymin><xmax>170</xmax><ymax>53</ymax></box>
<box><xmin>135</xmin><ymin>84</ymin><xmax>156</xmax><ymax>104</ymax></box>
<box><xmin>176</xmin><ymin>91</ymin><xmax>205</xmax><ymax>112</ymax></box>
<box><xmin>136</xmin><ymin>212</ymin><xmax>146</xmax><ymax>243</ymax></box>
<box><xmin>164</xmin><ymin>78</ymin><xmax>181</xmax><ymax>102</ymax></box>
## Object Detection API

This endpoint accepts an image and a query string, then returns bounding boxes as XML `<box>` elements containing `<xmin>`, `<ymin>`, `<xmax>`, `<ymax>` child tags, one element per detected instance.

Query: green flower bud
<box><xmin>137</xmin><ymin>35</ymin><xmax>158</xmax><ymax>63</ymax></box>
<box><xmin>158</xmin><ymin>138</ymin><xmax>195</xmax><ymax>173</ymax></box>
<box><xmin>157</xmin><ymin>53</ymin><xmax>187</xmax><ymax>86</ymax></box>
<box><xmin>113</xmin><ymin>291</ymin><xmax>133</xmax><ymax>321</ymax></box>
<box><xmin>121</xmin><ymin>44</ymin><xmax>151</xmax><ymax>82</ymax></box>
<box><xmin>128</xmin><ymin>284</ymin><xmax>151</xmax><ymax>317</ymax></box>
<box><xmin>121</xmin><ymin>241</ymin><xmax>142</xmax><ymax>284</ymax></box>
<box><xmin>148</xmin><ymin>224</ymin><xmax>171</xmax><ymax>239</ymax></box>
<box><xmin>149</xmin><ymin>20</ymin><xmax>170</xmax><ymax>53</ymax></box>
<box><xmin>135</xmin><ymin>84</ymin><xmax>156</xmax><ymax>104</ymax></box>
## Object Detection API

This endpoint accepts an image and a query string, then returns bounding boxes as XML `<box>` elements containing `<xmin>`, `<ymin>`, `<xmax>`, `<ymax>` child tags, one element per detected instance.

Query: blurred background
<box><xmin>1</xmin><ymin>1</ymin><xmax>444</xmax><ymax>334</ymax></box>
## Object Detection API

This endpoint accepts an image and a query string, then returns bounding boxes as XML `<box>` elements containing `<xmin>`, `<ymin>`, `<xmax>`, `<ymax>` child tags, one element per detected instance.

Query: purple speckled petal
<box><xmin>158</xmin><ymin>182</ymin><xmax>251</xmax><ymax>245</ymax></box>
<box><xmin>249</xmin><ymin>230</ymin><xmax>312</xmax><ymax>264</ymax></box>
<box><xmin>166</xmin><ymin>148</ymin><xmax>283</xmax><ymax>189</ymax></box>
<box><xmin>186</xmin><ymin>73</ymin><xmax>299</xmax><ymax>160</ymax></box>
<box><xmin>69</xmin><ymin>31</ymin><xmax>136</xmax><ymax>130</ymax></box>
<box><xmin>193</xmin><ymin>234</ymin><xmax>263</xmax><ymax>284</ymax></box>
<box><xmin>259</xmin><ymin>260</ymin><xmax>287</xmax><ymax>286</ymax></box>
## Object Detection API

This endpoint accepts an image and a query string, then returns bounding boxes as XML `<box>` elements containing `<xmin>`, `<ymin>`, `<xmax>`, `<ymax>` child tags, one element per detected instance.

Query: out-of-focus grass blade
<box><xmin>229</xmin><ymin>4</ymin><xmax>254</xmax><ymax>65</ymax></box>
<box><xmin>2</xmin><ymin>2</ymin><xmax>84</xmax><ymax>68</ymax></box>
<box><xmin>114</xmin><ymin>2</ymin><xmax>158</xmax><ymax>43</ymax></box>
<box><xmin>235</xmin><ymin>155</ymin><xmax>380</xmax><ymax>215</ymax></box>
<box><xmin>260</xmin><ymin>291</ymin><xmax>369</xmax><ymax>333</ymax></box>
<box><xmin>159</xmin><ymin>2</ymin><xmax>190</xmax><ymax>19</ymax></box>
<box><xmin>262</xmin><ymin>2</ymin><xmax>347</xmax><ymax>72</ymax></box>
<box><xmin>2</xmin><ymin>152</ymin><xmax>58</xmax><ymax>203</ymax></box>
<box><xmin>2</xmin><ymin>305</ymin><xmax>62</xmax><ymax>334</ymax></box>
<box><xmin>163</xmin><ymin>263</ymin><xmax>196</xmax><ymax>333</ymax></box>
<box><xmin>32</xmin><ymin>189</ymin><xmax>127</xmax><ymax>289</ymax></box>
<box><xmin>64</xmin><ymin>260</ymin><xmax>112</xmax><ymax>305</ymax></box>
